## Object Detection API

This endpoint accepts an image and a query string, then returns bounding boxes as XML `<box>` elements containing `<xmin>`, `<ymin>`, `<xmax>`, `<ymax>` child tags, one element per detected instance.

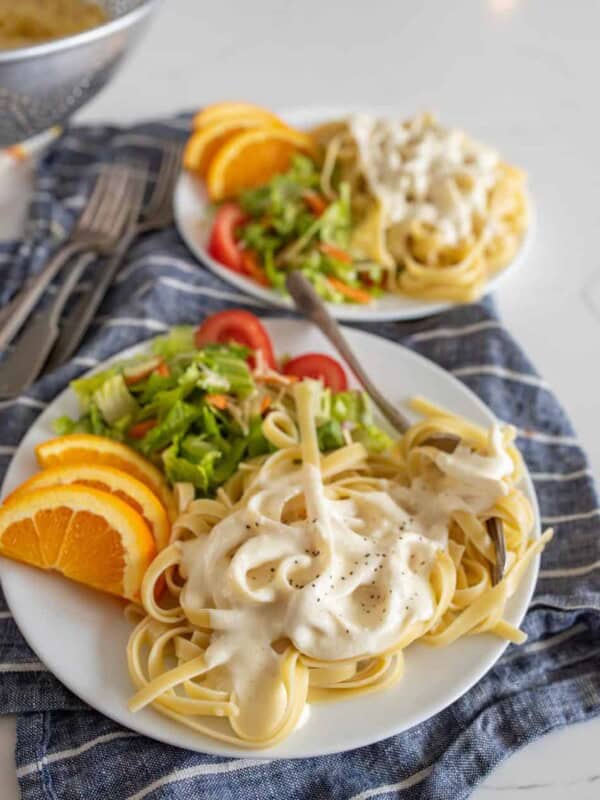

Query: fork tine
<box><xmin>152</xmin><ymin>147</ymin><xmax>181</xmax><ymax>223</ymax></box>
<box><xmin>92</xmin><ymin>166</ymin><xmax>132</xmax><ymax>237</ymax></box>
<box><xmin>166</xmin><ymin>143</ymin><xmax>184</xmax><ymax>189</ymax></box>
<box><xmin>81</xmin><ymin>166</ymin><xmax>126</xmax><ymax>237</ymax></box>
<box><xmin>145</xmin><ymin>146</ymin><xmax>173</xmax><ymax>216</ymax></box>
<box><xmin>147</xmin><ymin>143</ymin><xmax>183</xmax><ymax>218</ymax></box>
<box><xmin>159</xmin><ymin>145</ymin><xmax>183</xmax><ymax>213</ymax></box>
<box><xmin>127</xmin><ymin>164</ymin><xmax>149</xmax><ymax>225</ymax></box>
<box><xmin>153</xmin><ymin>146</ymin><xmax>182</xmax><ymax>220</ymax></box>
<box><xmin>75</xmin><ymin>168</ymin><xmax>112</xmax><ymax>230</ymax></box>
<box><xmin>114</xmin><ymin>160</ymin><xmax>148</xmax><ymax>235</ymax></box>
<box><xmin>106</xmin><ymin>171</ymin><xmax>144</xmax><ymax>239</ymax></box>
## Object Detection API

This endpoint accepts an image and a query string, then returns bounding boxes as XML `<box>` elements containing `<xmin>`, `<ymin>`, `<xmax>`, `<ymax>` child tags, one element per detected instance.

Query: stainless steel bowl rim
<box><xmin>0</xmin><ymin>0</ymin><xmax>159</xmax><ymax>64</ymax></box>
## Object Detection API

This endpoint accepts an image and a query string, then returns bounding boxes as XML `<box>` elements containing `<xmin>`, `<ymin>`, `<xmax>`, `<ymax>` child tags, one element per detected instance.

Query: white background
<box><xmin>1</xmin><ymin>0</ymin><xmax>599</xmax><ymax>797</ymax></box>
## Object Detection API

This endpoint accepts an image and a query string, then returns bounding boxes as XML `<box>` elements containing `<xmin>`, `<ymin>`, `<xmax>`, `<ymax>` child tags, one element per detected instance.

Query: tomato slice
<box><xmin>207</xmin><ymin>203</ymin><xmax>247</xmax><ymax>273</ymax></box>
<box><xmin>283</xmin><ymin>353</ymin><xmax>348</xmax><ymax>391</ymax></box>
<box><xmin>194</xmin><ymin>309</ymin><xmax>277</xmax><ymax>369</ymax></box>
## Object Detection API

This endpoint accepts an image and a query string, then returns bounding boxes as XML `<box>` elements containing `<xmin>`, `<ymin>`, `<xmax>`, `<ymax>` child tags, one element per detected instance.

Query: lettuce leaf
<box><xmin>317</xmin><ymin>419</ymin><xmax>345</xmax><ymax>451</ymax></box>
<box><xmin>319</xmin><ymin>182</ymin><xmax>351</xmax><ymax>247</ymax></box>
<box><xmin>331</xmin><ymin>391</ymin><xmax>373</xmax><ymax>426</ymax></box>
<box><xmin>353</xmin><ymin>424</ymin><xmax>393</xmax><ymax>453</ymax></box>
<box><xmin>152</xmin><ymin>326</ymin><xmax>196</xmax><ymax>358</ymax></box>
<box><xmin>319</xmin><ymin>388</ymin><xmax>392</xmax><ymax>453</ymax></box>
<box><xmin>212</xmin><ymin>438</ymin><xmax>248</xmax><ymax>485</ymax></box>
<box><xmin>194</xmin><ymin>348</ymin><xmax>254</xmax><ymax>397</ymax></box>
<box><xmin>53</xmin><ymin>415</ymin><xmax>91</xmax><ymax>435</ymax></box>
<box><xmin>162</xmin><ymin>442</ymin><xmax>220</xmax><ymax>494</ymax></box>
<box><xmin>93</xmin><ymin>374</ymin><xmax>137</xmax><ymax>425</ymax></box>
<box><xmin>162</xmin><ymin>434</ymin><xmax>247</xmax><ymax>495</ymax></box>
<box><xmin>89</xmin><ymin>402</ymin><xmax>110</xmax><ymax>436</ymax></box>
<box><xmin>139</xmin><ymin>401</ymin><xmax>202</xmax><ymax>454</ymax></box>
<box><xmin>71</xmin><ymin>367</ymin><xmax>119</xmax><ymax>409</ymax></box>
<box><xmin>135</xmin><ymin>371</ymin><xmax>179</xmax><ymax>404</ymax></box>
<box><xmin>246</xmin><ymin>415</ymin><xmax>273</xmax><ymax>458</ymax></box>
<box><xmin>240</xmin><ymin>155</ymin><xmax>320</xmax><ymax>218</ymax></box>
<box><xmin>180</xmin><ymin>435</ymin><xmax>217</xmax><ymax>463</ymax></box>
<box><xmin>199</xmin><ymin>402</ymin><xmax>222</xmax><ymax>440</ymax></box>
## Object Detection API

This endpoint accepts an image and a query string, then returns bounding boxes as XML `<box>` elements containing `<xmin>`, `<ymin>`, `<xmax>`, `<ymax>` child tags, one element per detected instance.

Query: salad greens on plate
<box><xmin>54</xmin><ymin>314</ymin><xmax>391</xmax><ymax>498</ymax></box>
<box><xmin>209</xmin><ymin>156</ymin><xmax>383</xmax><ymax>305</ymax></box>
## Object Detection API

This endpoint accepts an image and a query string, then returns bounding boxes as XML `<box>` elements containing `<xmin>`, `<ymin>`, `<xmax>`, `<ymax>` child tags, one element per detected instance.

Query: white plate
<box><xmin>0</xmin><ymin>320</ymin><xmax>541</xmax><ymax>758</ymax></box>
<box><xmin>174</xmin><ymin>106</ymin><xmax>533</xmax><ymax>322</ymax></box>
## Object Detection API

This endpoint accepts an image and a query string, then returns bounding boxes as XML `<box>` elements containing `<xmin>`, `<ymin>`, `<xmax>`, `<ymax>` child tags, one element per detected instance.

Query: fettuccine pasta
<box><xmin>127</xmin><ymin>386</ymin><xmax>550</xmax><ymax>748</ymax></box>
<box><xmin>316</xmin><ymin>112</ymin><xmax>528</xmax><ymax>302</ymax></box>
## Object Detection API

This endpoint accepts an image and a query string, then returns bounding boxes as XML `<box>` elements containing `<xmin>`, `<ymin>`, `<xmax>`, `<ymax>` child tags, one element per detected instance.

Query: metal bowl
<box><xmin>0</xmin><ymin>0</ymin><xmax>158</xmax><ymax>146</ymax></box>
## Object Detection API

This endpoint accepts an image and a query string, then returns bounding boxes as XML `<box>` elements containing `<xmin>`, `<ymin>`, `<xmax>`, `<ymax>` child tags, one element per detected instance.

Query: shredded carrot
<box><xmin>241</xmin><ymin>251</ymin><xmax>269</xmax><ymax>286</ymax></box>
<box><xmin>128</xmin><ymin>419</ymin><xmax>158</xmax><ymax>439</ymax></box>
<box><xmin>205</xmin><ymin>394</ymin><xmax>229</xmax><ymax>410</ymax></box>
<box><xmin>155</xmin><ymin>362</ymin><xmax>170</xmax><ymax>378</ymax></box>
<box><xmin>255</xmin><ymin>373</ymin><xmax>298</xmax><ymax>385</ymax></box>
<box><xmin>303</xmin><ymin>190</ymin><xmax>327</xmax><ymax>216</ymax></box>
<box><xmin>260</xmin><ymin>395</ymin><xmax>272</xmax><ymax>415</ymax></box>
<box><xmin>319</xmin><ymin>242</ymin><xmax>353</xmax><ymax>264</ymax></box>
<box><xmin>326</xmin><ymin>276</ymin><xmax>372</xmax><ymax>304</ymax></box>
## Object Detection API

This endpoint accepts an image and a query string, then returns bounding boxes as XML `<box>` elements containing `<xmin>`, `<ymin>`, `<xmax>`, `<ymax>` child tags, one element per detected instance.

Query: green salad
<box><xmin>55</xmin><ymin>326</ymin><xmax>391</xmax><ymax>498</ymax></box>
<box><xmin>210</xmin><ymin>156</ymin><xmax>384</xmax><ymax>304</ymax></box>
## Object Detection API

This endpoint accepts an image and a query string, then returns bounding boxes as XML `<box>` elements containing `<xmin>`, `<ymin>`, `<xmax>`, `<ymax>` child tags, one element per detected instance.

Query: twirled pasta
<box><xmin>316</xmin><ymin>113</ymin><xmax>529</xmax><ymax>303</ymax></box>
<box><xmin>127</xmin><ymin>387</ymin><xmax>551</xmax><ymax>748</ymax></box>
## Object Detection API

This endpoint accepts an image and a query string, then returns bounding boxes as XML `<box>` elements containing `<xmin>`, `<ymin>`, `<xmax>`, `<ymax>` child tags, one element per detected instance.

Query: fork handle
<box><xmin>45</xmin><ymin>230</ymin><xmax>136</xmax><ymax>370</ymax></box>
<box><xmin>0</xmin><ymin>252</ymin><xmax>94</xmax><ymax>398</ymax></box>
<box><xmin>285</xmin><ymin>271</ymin><xmax>411</xmax><ymax>434</ymax></box>
<box><xmin>0</xmin><ymin>240</ymin><xmax>86</xmax><ymax>351</ymax></box>
<box><xmin>0</xmin><ymin>276</ymin><xmax>35</xmax><ymax>327</ymax></box>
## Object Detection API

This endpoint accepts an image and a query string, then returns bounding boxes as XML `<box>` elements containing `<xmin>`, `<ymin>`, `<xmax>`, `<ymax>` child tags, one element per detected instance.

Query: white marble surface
<box><xmin>1</xmin><ymin>0</ymin><xmax>600</xmax><ymax>797</ymax></box>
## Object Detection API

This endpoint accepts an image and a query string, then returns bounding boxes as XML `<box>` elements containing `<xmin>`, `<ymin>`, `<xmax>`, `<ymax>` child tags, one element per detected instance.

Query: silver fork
<box><xmin>45</xmin><ymin>142</ymin><xmax>183</xmax><ymax>369</ymax></box>
<box><xmin>0</xmin><ymin>166</ymin><xmax>139</xmax><ymax>397</ymax></box>
<box><xmin>0</xmin><ymin>165</ymin><xmax>135</xmax><ymax>353</ymax></box>
<box><xmin>285</xmin><ymin>269</ymin><xmax>506</xmax><ymax>584</ymax></box>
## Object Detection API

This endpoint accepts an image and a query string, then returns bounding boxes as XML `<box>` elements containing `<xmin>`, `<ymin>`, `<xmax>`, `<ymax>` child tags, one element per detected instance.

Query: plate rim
<box><xmin>173</xmin><ymin>104</ymin><xmax>534</xmax><ymax>323</ymax></box>
<box><xmin>0</xmin><ymin>320</ymin><xmax>542</xmax><ymax>759</ymax></box>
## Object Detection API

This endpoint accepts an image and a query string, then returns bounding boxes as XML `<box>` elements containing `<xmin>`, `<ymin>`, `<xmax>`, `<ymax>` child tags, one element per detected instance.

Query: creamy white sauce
<box><xmin>178</xmin><ymin>425</ymin><xmax>512</xmax><ymax>734</ymax></box>
<box><xmin>349</xmin><ymin>113</ymin><xmax>500</xmax><ymax>246</ymax></box>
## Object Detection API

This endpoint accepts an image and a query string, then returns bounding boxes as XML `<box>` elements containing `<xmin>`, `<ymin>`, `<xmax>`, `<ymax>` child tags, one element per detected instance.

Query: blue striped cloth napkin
<box><xmin>1</xmin><ymin>117</ymin><xmax>599</xmax><ymax>800</ymax></box>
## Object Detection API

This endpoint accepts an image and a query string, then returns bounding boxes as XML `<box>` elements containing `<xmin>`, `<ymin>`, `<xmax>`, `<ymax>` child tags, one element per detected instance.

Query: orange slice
<box><xmin>0</xmin><ymin>485</ymin><xmax>156</xmax><ymax>601</ymax></box>
<box><xmin>184</xmin><ymin>115</ymin><xmax>288</xmax><ymax>178</ymax></box>
<box><xmin>35</xmin><ymin>435</ymin><xmax>176</xmax><ymax>522</ymax></box>
<box><xmin>5</xmin><ymin>464</ymin><xmax>170</xmax><ymax>551</ymax></box>
<box><xmin>192</xmin><ymin>102</ymin><xmax>281</xmax><ymax>130</ymax></box>
<box><xmin>206</xmin><ymin>126</ymin><xmax>317</xmax><ymax>201</ymax></box>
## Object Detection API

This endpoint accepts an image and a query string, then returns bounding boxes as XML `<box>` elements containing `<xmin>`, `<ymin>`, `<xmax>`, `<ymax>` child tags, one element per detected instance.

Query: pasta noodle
<box><xmin>127</xmin><ymin>386</ymin><xmax>551</xmax><ymax>748</ymax></box>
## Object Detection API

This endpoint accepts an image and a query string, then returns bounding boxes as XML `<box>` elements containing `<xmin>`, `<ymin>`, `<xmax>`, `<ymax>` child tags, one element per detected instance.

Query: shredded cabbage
<box><xmin>93</xmin><ymin>375</ymin><xmax>137</xmax><ymax>426</ymax></box>
<box><xmin>152</xmin><ymin>326</ymin><xmax>196</xmax><ymax>358</ymax></box>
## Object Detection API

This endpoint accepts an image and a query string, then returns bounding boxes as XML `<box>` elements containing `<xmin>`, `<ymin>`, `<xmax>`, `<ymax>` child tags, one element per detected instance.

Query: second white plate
<box><xmin>174</xmin><ymin>106</ymin><xmax>533</xmax><ymax>322</ymax></box>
